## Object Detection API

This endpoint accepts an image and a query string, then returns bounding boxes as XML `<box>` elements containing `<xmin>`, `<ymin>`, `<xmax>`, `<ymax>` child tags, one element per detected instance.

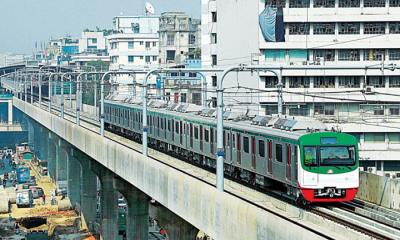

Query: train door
<box><xmin>225</xmin><ymin>130</ymin><xmax>232</xmax><ymax>163</ymax></box>
<box><xmin>268</xmin><ymin>140</ymin><xmax>272</xmax><ymax>174</ymax></box>
<box><xmin>200</xmin><ymin>125</ymin><xmax>203</xmax><ymax>152</ymax></box>
<box><xmin>210</xmin><ymin>127</ymin><xmax>214</xmax><ymax>156</ymax></box>
<box><xmin>190</xmin><ymin>123</ymin><xmax>193</xmax><ymax>149</ymax></box>
<box><xmin>180</xmin><ymin>121</ymin><xmax>183</xmax><ymax>146</ymax></box>
<box><xmin>237</xmin><ymin>133</ymin><xmax>241</xmax><ymax>165</ymax></box>
<box><xmin>286</xmin><ymin>144</ymin><xmax>291</xmax><ymax>181</ymax></box>
<box><xmin>255</xmin><ymin>137</ymin><xmax>266</xmax><ymax>174</ymax></box>
<box><xmin>251</xmin><ymin>136</ymin><xmax>256</xmax><ymax>169</ymax></box>
<box><xmin>232</xmin><ymin>132</ymin><xmax>237</xmax><ymax>164</ymax></box>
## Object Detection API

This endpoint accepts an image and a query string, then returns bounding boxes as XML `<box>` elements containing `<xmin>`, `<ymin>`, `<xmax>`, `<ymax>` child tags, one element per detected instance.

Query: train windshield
<box><xmin>320</xmin><ymin>146</ymin><xmax>356</xmax><ymax>166</ymax></box>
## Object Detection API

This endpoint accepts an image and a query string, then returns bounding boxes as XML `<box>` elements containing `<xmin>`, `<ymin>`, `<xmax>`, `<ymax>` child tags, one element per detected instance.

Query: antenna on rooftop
<box><xmin>145</xmin><ymin>2</ymin><xmax>155</xmax><ymax>16</ymax></box>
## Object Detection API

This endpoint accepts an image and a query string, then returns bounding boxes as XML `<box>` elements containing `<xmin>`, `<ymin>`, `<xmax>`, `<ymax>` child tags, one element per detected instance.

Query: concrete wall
<box><xmin>14</xmin><ymin>97</ymin><xmax>327</xmax><ymax>240</ymax></box>
<box><xmin>357</xmin><ymin>172</ymin><xmax>400</xmax><ymax>210</ymax></box>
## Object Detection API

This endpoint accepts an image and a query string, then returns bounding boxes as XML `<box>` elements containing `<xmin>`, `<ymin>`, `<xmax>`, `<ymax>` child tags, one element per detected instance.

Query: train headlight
<box><xmin>327</xmin><ymin>169</ymin><xmax>333</xmax><ymax>174</ymax></box>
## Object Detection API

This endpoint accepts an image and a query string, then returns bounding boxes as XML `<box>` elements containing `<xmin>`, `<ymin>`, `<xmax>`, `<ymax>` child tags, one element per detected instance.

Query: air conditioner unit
<box><xmin>364</xmin><ymin>86</ymin><xmax>374</xmax><ymax>94</ymax></box>
<box><xmin>367</xmin><ymin>167</ymin><xmax>375</xmax><ymax>173</ymax></box>
<box><xmin>302</xmin><ymin>61</ymin><xmax>307</xmax><ymax>65</ymax></box>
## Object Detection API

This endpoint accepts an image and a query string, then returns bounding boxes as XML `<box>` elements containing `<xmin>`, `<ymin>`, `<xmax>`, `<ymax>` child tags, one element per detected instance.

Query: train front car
<box><xmin>297</xmin><ymin>132</ymin><xmax>359</xmax><ymax>203</ymax></box>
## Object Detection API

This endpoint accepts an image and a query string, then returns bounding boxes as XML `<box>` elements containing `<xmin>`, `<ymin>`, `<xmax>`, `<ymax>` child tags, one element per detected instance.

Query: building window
<box><xmin>389</xmin><ymin>49</ymin><xmax>400</xmax><ymax>60</ymax></box>
<box><xmin>314</xmin><ymin>76</ymin><xmax>336</xmax><ymax>88</ymax></box>
<box><xmin>89</xmin><ymin>38</ymin><xmax>97</xmax><ymax>44</ymax></box>
<box><xmin>152</xmin><ymin>56</ymin><xmax>157</xmax><ymax>61</ymax></box>
<box><xmin>388</xmin><ymin>133</ymin><xmax>400</xmax><ymax>143</ymax></box>
<box><xmin>364</xmin><ymin>133</ymin><xmax>385</xmax><ymax>142</ymax></box>
<box><xmin>211</xmin><ymin>12</ymin><xmax>217</xmax><ymax>22</ymax></box>
<box><xmin>181</xmin><ymin>93</ymin><xmax>187</xmax><ymax>103</ymax></box>
<box><xmin>132</xmin><ymin>23</ymin><xmax>140</xmax><ymax>33</ymax></box>
<box><xmin>211</xmin><ymin>33</ymin><xmax>217</xmax><ymax>44</ymax></box>
<box><xmin>265</xmin><ymin>105</ymin><xmax>278</xmax><ymax>115</ymax></box>
<box><xmin>390</xmin><ymin>0</ymin><xmax>400</xmax><ymax>7</ymax></box>
<box><xmin>389</xmin><ymin>23</ymin><xmax>400</xmax><ymax>34</ymax></box>
<box><xmin>364</xmin><ymin>23</ymin><xmax>386</xmax><ymax>34</ymax></box>
<box><xmin>192</xmin><ymin>93</ymin><xmax>201</xmax><ymax>105</ymax></box>
<box><xmin>212</xmin><ymin>75</ymin><xmax>217</xmax><ymax>87</ymax></box>
<box><xmin>314</xmin><ymin>0</ymin><xmax>335</xmax><ymax>7</ymax></box>
<box><xmin>289</xmin><ymin>0</ymin><xmax>310</xmax><ymax>8</ymax></box>
<box><xmin>167</xmin><ymin>34</ymin><xmax>175</xmax><ymax>46</ymax></box>
<box><xmin>366</xmin><ymin>76</ymin><xmax>385</xmax><ymax>88</ymax></box>
<box><xmin>153</xmin><ymin>42</ymin><xmax>157</xmax><ymax>47</ymax></box>
<box><xmin>264</xmin><ymin>76</ymin><xmax>279</xmax><ymax>88</ymax></box>
<box><xmin>145</xmin><ymin>56</ymin><xmax>151</xmax><ymax>63</ymax></box>
<box><xmin>288</xmin><ymin>76</ymin><xmax>310</xmax><ymax>88</ymax></box>
<box><xmin>139</xmin><ymin>41</ymin><xmax>144</xmax><ymax>45</ymax></box>
<box><xmin>313</xmin><ymin>23</ymin><xmax>335</xmax><ymax>35</ymax></box>
<box><xmin>128</xmin><ymin>41</ymin><xmax>134</xmax><ymax>49</ymax></box>
<box><xmin>389</xmin><ymin>105</ymin><xmax>400</xmax><ymax>115</ymax></box>
<box><xmin>266</xmin><ymin>0</ymin><xmax>286</xmax><ymax>7</ymax></box>
<box><xmin>288</xmin><ymin>105</ymin><xmax>309</xmax><ymax>116</ymax></box>
<box><xmin>389</xmin><ymin>76</ymin><xmax>400</xmax><ymax>87</ymax></box>
<box><xmin>145</xmin><ymin>42</ymin><xmax>151</xmax><ymax>48</ymax></box>
<box><xmin>364</xmin><ymin>49</ymin><xmax>385</xmax><ymax>61</ymax></box>
<box><xmin>189</xmin><ymin>34</ymin><xmax>196</xmax><ymax>45</ymax></box>
<box><xmin>166</xmin><ymin>50</ymin><xmax>175</xmax><ymax>61</ymax></box>
<box><xmin>289</xmin><ymin>23</ymin><xmax>310</xmax><ymax>35</ymax></box>
<box><xmin>339</xmin><ymin>0</ymin><xmax>360</xmax><ymax>7</ymax></box>
<box><xmin>338</xmin><ymin>22</ymin><xmax>360</xmax><ymax>34</ymax></box>
<box><xmin>339</xmin><ymin>76</ymin><xmax>360</xmax><ymax>88</ymax></box>
<box><xmin>128</xmin><ymin>56</ymin><xmax>134</xmax><ymax>63</ymax></box>
<box><xmin>212</xmin><ymin>97</ymin><xmax>217</xmax><ymax>108</ymax></box>
<box><xmin>313</xmin><ymin>49</ymin><xmax>335</xmax><ymax>61</ymax></box>
<box><xmin>314</xmin><ymin>103</ymin><xmax>335</xmax><ymax>115</ymax></box>
<box><xmin>212</xmin><ymin>55</ymin><xmax>217</xmax><ymax>66</ymax></box>
<box><xmin>364</xmin><ymin>0</ymin><xmax>386</xmax><ymax>7</ymax></box>
<box><xmin>338</xmin><ymin>49</ymin><xmax>360</xmax><ymax>61</ymax></box>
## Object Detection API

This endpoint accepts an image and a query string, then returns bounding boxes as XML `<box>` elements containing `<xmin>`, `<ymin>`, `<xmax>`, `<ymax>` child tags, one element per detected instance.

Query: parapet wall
<box><xmin>357</xmin><ymin>172</ymin><xmax>400</xmax><ymax>210</ymax></box>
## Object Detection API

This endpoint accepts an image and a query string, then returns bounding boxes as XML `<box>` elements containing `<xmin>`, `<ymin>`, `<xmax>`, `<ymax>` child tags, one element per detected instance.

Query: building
<box><xmin>78</xmin><ymin>31</ymin><xmax>107</xmax><ymax>54</ymax></box>
<box><xmin>202</xmin><ymin>0</ymin><xmax>400</xmax><ymax>176</ymax></box>
<box><xmin>159</xmin><ymin>12</ymin><xmax>201</xmax><ymax>67</ymax></box>
<box><xmin>0</xmin><ymin>53</ymin><xmax>27</xmax><ymax>67</ymax></box>
<box><xmin>44</xmin><ymin>37</ymin><xmax>79</xmax><ymax>65</ymax></box>
<box><xmin>163</xmin><ymin>59</ymin><xmax>203</xmax><ymax>105</ymax></box>
<box><xmin>107</xmin><ymin>15</ymin><xmax>160</xmax><ymax>98</ymax></box>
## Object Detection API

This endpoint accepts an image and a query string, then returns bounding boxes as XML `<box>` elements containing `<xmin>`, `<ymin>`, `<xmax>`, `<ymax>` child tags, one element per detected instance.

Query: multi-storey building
<box><xmin>107</xmin><ymin>15</ymin><xmax>160</xmax><ymax>98</ymax></box>
<box><xmin>78</xmin><ymin>31</ymin><xmax>107</xmax><ymax>54</ymax></box>
<box><xmin>202</xmin><ymin>0</ymin><xmax>400</xmax><ymax>176</ymax></box>
<box><xmin>159</xmin><ymin>12</ymin><xmax>201</xmax><ymax>67</ymax></box>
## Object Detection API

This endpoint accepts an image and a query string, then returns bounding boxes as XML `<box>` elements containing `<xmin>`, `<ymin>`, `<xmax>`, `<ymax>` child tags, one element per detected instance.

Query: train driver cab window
<box><xmin>304</xmin><ymin>146</ymin><xmax>317</xmax><ymax>166</ymax></box>
<box><xmin>259</xmin><ymin>140</ymin><xmax>265</xmax><ymax>157</ymax></box>
<box><xmin>205</xmin><ymin>129</ymin><xmax>209</xmax><ymax>142</ymax></box>
<box><xmin>276</xmin><ymin>143</ymin><xmax>283</xmax><ymax>162</ymax></box>
<box><xmin>243</xmin><ymin>136</ymin><xmax>250</xmax><ymax>153</ymax></box>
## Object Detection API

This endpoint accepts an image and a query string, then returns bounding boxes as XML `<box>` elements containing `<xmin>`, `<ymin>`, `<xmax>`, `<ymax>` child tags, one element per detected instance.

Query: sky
<box><xmin>0</xmin><ymin>0</ymin><xmax>201</xmax><ymax>54</ymax></box>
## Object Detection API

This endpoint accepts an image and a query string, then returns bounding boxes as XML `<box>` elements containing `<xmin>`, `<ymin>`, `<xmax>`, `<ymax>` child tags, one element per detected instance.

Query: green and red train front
<box><xmin>297</xmin><ymin>132</ymin><xmax>359</xmax><ymax>203</ymax></box>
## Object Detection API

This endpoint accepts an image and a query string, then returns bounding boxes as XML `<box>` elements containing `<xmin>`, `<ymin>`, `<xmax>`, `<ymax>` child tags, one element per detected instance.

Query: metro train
<box><xmin>104</xmin><ymin>99</ymin><xmax>359</xmax><ymax>203</ymax></box>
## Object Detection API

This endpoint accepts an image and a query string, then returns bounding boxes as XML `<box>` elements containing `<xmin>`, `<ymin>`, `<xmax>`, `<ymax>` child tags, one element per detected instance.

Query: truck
<box><xmin>17</xmin><ymin>166</ymin><xmax>31</xmax><ymax>184</ymax></box>
<box><xmin>16</xmin><ymin>189</ymin><xmax>33</xmax><ymax>208</ymax></box>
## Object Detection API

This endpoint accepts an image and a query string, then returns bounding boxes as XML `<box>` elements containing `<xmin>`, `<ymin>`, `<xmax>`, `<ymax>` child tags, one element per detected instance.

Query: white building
<box><xmin>79</xmin><ymin>31</ymin><xmax>107</xmax><ymax>54</ymax></box>
<box><xmin>107</xmin><ymin>15</ymin><xmax>160</xmax><ymax>98</ymax></box>
<box><xmin>159</xmin><ymin>12</ymin><xmax>201</xmax><ymax>67</ymax></box>
<box><xmin>202</xmin><ymin>0</ymin><xmax>400</xmax><ymax>176</ymax></box>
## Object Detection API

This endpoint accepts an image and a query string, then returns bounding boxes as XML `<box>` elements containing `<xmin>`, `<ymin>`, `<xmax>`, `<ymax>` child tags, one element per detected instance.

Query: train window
<box><xmin>161</xmin><ymin>118</ymin><xmax>164</xmax><ymax>129</ymax></box>
<box><xmin>227</xmin><ymin>133</ymin><xmax>231</xmax><ymax>146</ymax></box>
<box><xmin>304</xmin><ymin>147</ymin><xmax>317</xmax><ymax>166</ymax></box>
<box><xmin>168</xmin><ymin>120</ymin><xmax>171</xmax><ymax>131</ymax></box>
<box><xmin>243</xmin><ymin>137</ymin><xmax>250</xmax><ymax>153</ymax></box>
<box><xmin>320</xmin><ymin>146</ymin><xmax>355</xmax><ymax>166</ymax></box>
<box><xmin>276</xmin><ymin>144</ymin><xmax>283</xmax><ymax>162</ymax></box>
<box><xmin>232</xmin><ymin>134</ymin><xmax>236</xmax><ymax>148</ymax></box>
<box><xmin>259</xmin><ymin>140</ymin><xmax>265</xmax><ymax>157</ymax></box>
<box><xmin>194</xmin><ymin>126</ymin><xmax>199</xmax><ymax>139</ymax></box>
<box><xmin>175</xmin><ymin>121</ymin><xmax>179</xmax><ymax>134</ymax></box>
<box><xmin>205</xmin><ymin>129</ymin><xmax>209</xmax><ymax>142</ymax></box>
